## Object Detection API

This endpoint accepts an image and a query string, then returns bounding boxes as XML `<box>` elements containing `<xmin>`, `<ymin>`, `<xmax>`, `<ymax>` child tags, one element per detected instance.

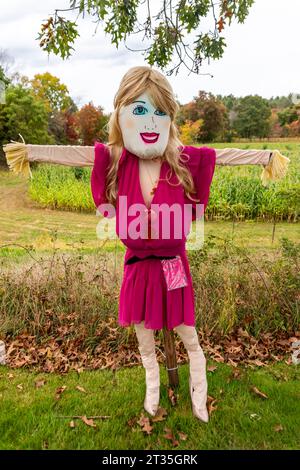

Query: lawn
<box><xmin>0</xmin><ymin>360</ymin><xmax>299</xmax><ymax>450</ymax></box>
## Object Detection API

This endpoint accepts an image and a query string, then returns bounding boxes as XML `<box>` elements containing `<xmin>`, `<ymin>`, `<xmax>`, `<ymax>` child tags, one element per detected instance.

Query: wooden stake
<box><xmin>162</xmin><ymin>327</ymin><xmax>179</xmax><ymax>388</ymax></box>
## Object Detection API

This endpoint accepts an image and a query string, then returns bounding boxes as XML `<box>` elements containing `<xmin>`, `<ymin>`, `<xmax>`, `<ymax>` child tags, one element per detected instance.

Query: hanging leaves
<box><xmin>37</xmin><ymin>1</ymin><xmax>255</xmax><ymax>74</ymax></box>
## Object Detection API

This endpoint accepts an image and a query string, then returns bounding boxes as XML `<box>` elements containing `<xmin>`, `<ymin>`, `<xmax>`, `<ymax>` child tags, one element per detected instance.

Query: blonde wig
<box><xmin>105</xmin><ymin>66</ymin><xmax>198</xmax><ymax>206</ymax></box>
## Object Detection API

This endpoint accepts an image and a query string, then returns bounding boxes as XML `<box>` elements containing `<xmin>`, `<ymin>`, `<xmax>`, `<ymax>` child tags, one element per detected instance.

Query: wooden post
<box><xmin>162</xmin><ymin>327</ymin><xmax>179</xmax><ymax>388</ymax></box>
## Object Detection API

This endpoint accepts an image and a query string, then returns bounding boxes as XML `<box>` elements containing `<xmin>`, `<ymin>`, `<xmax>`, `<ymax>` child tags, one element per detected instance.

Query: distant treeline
<box><xmin>1</xmin><ymin>65</ymin><xmax>300</xmax><ymax>166</ymax></box>
<box><xmin>177</xmin><ymin>91</ymin><xmax>300</xmax><ymax>143</ymax></box>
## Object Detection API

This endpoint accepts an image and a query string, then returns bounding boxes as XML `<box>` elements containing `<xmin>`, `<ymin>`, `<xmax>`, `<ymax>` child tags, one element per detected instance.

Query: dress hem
<box><xmin>118</xmin><ymin>320</ymin><xmax>196</xmax><ymax>331</ymax></box>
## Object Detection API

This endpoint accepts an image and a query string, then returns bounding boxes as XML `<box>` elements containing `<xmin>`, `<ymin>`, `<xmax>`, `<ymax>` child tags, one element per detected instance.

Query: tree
<box><xmin>217</xmin><ymin>93</ymin><xmax>238</xmax><ymax>111</ymax></box>
<box><xmin>286</xmin><ymin>119</ymin><xmax>300</xmax><ymax>137</ymax></box>
<box><xmin>76</xmin><ymin>102</ymin><xmax>109</xmax><ymax>145</ymax></box>
<box><xmin>232</xmin><ymin>95</ymin><xmax>271</xmax><ymax>139</ymax></box>
<box><xmin>64</xmin><ymin>109</ymin><xmax>80</xmax><ymax>144</ymax></box>
<box><xmin>38</xmin><ymin>0</ymin><xmax>254</xmax><ymax>75</ymax></box>
<box><xmin>29</xmin><ymin>72</ymin><xmax>80</xmax><ymax>144</ymax></box>
<box><xmin>268</xmin><ymin>95</ymin><xmax>294</xmax><ymax>109</ymax></box>
<box><xmin>0</xmin><ymin>50</ymin><xmax>13</xmax><ymax>104</ymax></box>
<box><xmin>176</xmin><ymin>101</ymin><xmax>199</xmax><ymax>126</ymax></box>
<box><xmin>30</xmin><ymin>72</ymin><xmax>74</xmax><ymax>113</ymax></box>
<box><xmin>0</xmin><ymin>66</ymin><xmax>10</xmax><ymax>89</ymax></box>
<box><xmin>177</xmin><ymin>91</ymin><xmax>228</xmax><ymax>141</ymax></box>
<box><xmin>179</xmin><ymin>119</ymin><xmax>203</xmax><ymax>144</ymax></box>
<box><xmin>194</xmin><ymin>90</ymin><xmax>228</xmax><ymax>142</ymax></box>
<box><xmin>269</xmin><ymin>108</ymin><xmax>283</xmax><ymax>138</ymax></box>
<box><xmin>277</xmin><ymin>106</ymin><xmax>299</xmax><ymax>127</ymax></box>
<box><xmin>0</xmin><ymin>85</ymin><xmax>54</xmax><ymax>147</ymax></box>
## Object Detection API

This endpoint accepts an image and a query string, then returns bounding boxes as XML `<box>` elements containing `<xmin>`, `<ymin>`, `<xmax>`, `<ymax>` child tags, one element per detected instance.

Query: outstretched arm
<box><xmin>26</xmin><ymin>144</ymin><xmax>94</xmax><ymax>166</ymax></box>
<box><xmin>215</xmin><ymin>147</ymin><xmax>272</xmax><ymax>166</ymax></box>
<box><xmin>3</xmin><ymin>138</ymin><xmax>290</xmax><ymax>187</ymax></box>
<box><xmin>2</xmin><ymin>138</ymin><xmax>95</xmax><ymax>177</ymax></box>
<box><xmin>214</xmin><ymin>147</ymin><xmax>290</xmax><ymax>186</ymax></box>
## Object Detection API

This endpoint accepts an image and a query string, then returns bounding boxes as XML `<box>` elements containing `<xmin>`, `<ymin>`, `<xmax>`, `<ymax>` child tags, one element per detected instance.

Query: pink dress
<box><xmin>91</xmin><ymin>143</ymin><xmax>216</xmax><ymax>330</ymax></box>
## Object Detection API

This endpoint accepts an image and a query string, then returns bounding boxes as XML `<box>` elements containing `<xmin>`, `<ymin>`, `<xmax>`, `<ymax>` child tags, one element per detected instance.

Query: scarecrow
<box><xmin>3</xmin><ymin>66</ymin><xmax>290</xmax><ymax>423</ymax></box>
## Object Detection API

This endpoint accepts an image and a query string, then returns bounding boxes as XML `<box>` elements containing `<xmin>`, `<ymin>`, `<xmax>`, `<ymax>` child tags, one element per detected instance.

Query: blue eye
<box><xmin>154</xmin><ymin>109</ymin><xmax>167</xmax><ymax>116</ymax></box>
<box><xmin>133</xmin><ymin>105</ymin><xmax>147</xmax><ymax>115</ymax></box>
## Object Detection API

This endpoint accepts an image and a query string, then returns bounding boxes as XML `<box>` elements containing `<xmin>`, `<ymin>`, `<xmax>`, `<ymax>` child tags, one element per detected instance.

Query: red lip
<box><xmin>140</xmin><ymin>132</ymin><xmax>159</xmax><ymax>143</ymax></box>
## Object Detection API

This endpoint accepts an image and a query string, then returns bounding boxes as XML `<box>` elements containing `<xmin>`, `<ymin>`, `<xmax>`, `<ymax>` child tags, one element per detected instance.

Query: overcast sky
<box><xmin>1</xmin><ymin>0</ymin><xmax>300</xmax><ymax>113</ymax></box>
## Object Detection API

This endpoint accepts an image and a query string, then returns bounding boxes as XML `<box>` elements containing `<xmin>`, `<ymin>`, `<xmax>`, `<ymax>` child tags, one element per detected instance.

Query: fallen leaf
<box><xmin>229</xmin><ymin>368</ymin><xmax>242</xmax><ymax>381</ymax></box>
<box><xmin>69</xmin><ymin>420</ymin><xmax>76</xmax><ymax>428</ymax></box>
<box><xmin>251</xmin><ymin>359</ymin><xmax>266</xmax><ymax>367</ymax></box>
<box><xmin>207</xmin><ymin>395</ymin><xmax>218</xmax><ymax>416</ymax></box>
<box><xmin>228</xmin><ymin>358</ymin><xmax>239</xmax><ymax>368</ymax></box>
<box><xmin>151</xmin><ymin>407</ymin><xmax>168</xmax><ymax>422</ymax></box>
<box><xmin>163</xmin><ymin>427</ymin><xmax>179</xmax><ymax>447</ymax></box>
<box><xmin>213</xmin><ymin>354</ymin><xmax>225</xmax><ymax>363</ymax></box>
<box><xmin>127</xmin><ymin>416</ymin><xmax>137</xmax><ymax>428</ymax></box>
<box><xmin>35</xmin><ymin>379</ymin><xmax>46</xmax><ymax>388</ymax></box>
<box><xmin>274</xmin><ymin>424</ymin><xmax>283</xmax><ymax>432</ymax></box>
<box><xmin>55</xmin><ymin>385</ymin><xmax>67</xmax><ymax>400</ymax></box>
<box><xmin>178</xmin><ymin>431</ymin><xmax>188</xmax><ymax>441</ymax></box>
<box><xmin>46</xmin><ymin>348</ymin><xmax>52</xmax><ymax>359</ymax></box>
<box><xmin>8</xmin><ymin>373</ymin><xmax>14</xmax><ymax>379</ymax></box>
<box><xmin>207</xmin><ymin>365</ymin><xmax>218</xmax><ymax>373</ymax></box>
<box><xmin>76</xmin><ymin>385</ymin><xmax>87</xmax><ymax>393</ymax></box>
<box><xmin>168</xmin><ymin>387</ymin><xmax>177</xmax><ymax>406</ymax></box>
<box><xmin>137</xmin><ymin>413</ymin><xmax>153</xmax><ymax>435</ymax></box>
<box><xmin>250</xmin><ymin>386</ymin><xmax>268</xmax><ymax>399</ymax></box>
<box><xmin>17</xmin><ymin>384</ymin><xmax>23</xmax><ymax>391</ymax></box>
<box><xmin>81</xmin><ymin>415</ymin><xmax>96</xmax><ymax>428</ymax></box>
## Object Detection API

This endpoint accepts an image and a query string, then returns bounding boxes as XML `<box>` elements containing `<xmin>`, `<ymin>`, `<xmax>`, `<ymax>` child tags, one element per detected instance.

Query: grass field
<box><xmin>0</xmin><ymin>361</ymin><xmax>299</xmax><ymax>450</ymax></box>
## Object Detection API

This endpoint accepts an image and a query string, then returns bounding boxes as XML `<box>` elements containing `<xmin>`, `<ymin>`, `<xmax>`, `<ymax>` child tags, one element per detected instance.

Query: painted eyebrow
<box><xmin>132</xmin><ymin>100</ymin><xmax>146</xmax><ymax>104</ymax></box>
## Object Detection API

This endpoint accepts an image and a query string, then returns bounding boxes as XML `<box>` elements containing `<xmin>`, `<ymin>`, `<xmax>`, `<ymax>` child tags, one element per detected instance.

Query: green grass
<box><xmin>0</xmin><ymin>361</ymin><xmax>299</xmax><ymax>450</ymax></box>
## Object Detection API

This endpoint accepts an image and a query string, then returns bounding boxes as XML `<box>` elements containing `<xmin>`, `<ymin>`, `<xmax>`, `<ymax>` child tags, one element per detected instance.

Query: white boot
<box><xmin>174</xmin><ymin>324</ymin><xmax>209</xmax><ymax>423</ymax></box>
<box><xmin>134</xmin><ymin>322</ymin><xmax>160</xmax><ymax>417</ymax></box>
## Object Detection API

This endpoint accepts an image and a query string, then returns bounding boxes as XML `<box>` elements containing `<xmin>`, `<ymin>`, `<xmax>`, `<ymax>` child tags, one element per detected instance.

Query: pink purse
<box><xmin>161</xmin><ymin>255</ymin><xmax>188</xmax><ymax>291</ymax></box>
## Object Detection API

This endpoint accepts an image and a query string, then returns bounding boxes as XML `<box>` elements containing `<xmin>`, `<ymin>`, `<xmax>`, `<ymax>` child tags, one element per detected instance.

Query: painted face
<box><xmin>118</xmin><ymin>91</ymin><xmax>171</xmax><ymax>159</ymax></box>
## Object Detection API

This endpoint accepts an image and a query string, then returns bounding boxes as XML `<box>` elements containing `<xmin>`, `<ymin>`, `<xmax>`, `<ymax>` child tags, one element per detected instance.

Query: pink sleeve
<box><xmin>196</xmin><ymin>147</ymin><xmax>216</xmax><ymax>216</ymax></box>
<box><xmin>90</xmin><ymin>142</ymin><xmax>112</xmax><ymax>216</ymax></box>
<box><xmin>183</xmin><ymin>146</ymin><xmax>216</xmax><ymax>220</ymax></box>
